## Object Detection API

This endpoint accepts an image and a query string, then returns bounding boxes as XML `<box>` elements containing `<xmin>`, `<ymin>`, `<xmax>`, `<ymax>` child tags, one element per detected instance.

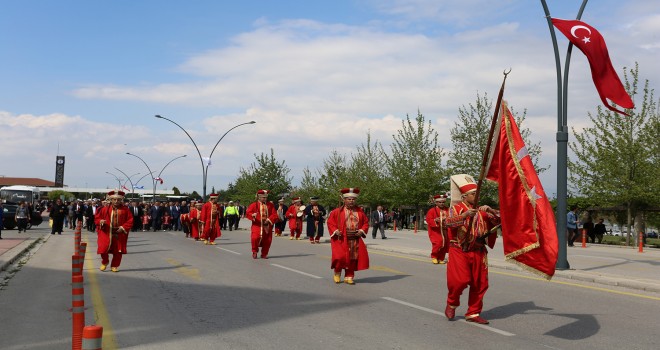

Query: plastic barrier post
<box><xmin>581</xmin><ymin>229</ymin><xmax>587</xmax><ymax>248</ymax></box>
<box><xmin>414</xmin><ymin>221</ymin><xmax>418</xmax><ymax>233</ymax></box>
<box><xmin>72</xmin><ymin>275</ymin><xmax>85</xmax><ymax>350</ymax></box>
<box><xmin>82</xmin><ymin>325</ymin><xmax>103</xmax><ymax>350</ymax></box>
<box><xmin>638</xmin><ymin>232</ymin><xmax>644</xmax><ymax>253</ymax></box>
<box><xmin>393</xmin><ymin>220</ymin><xmax>397</xmax><ymax>232</ymax></box>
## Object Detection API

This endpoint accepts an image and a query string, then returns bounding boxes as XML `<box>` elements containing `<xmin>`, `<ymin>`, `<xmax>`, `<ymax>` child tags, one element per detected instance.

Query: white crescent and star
<box><xmin>570</xmin><ymin>25</ymin><xmax>592</xmax><ymax>44</ymax></box>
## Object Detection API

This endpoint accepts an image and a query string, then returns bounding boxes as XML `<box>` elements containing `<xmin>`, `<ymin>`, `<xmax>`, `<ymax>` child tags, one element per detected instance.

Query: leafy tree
<box><xmin>384</xmin><ymin>110</ymin><xmax>446</xmax><ymax>217</ymax></box>
<box><xmin>448</xmin><ymin>92</ymin><xmax>546</xmax><ymax>206</ymax></box>
<box><xmin>347</xmin><ymin>131</ymin><xmax>389</xmax><ymax>209</ymax></box>
<box><xmin>232</xmin><ymin>148</ymin><xmax>293</xmax><ymax>205</ymax></box>
<box><xmin>316</xmin><ymin>150</ymin><xmax>351</xmax><ymax>207</ymax></box>
<box><xmin>48</xmin><ymin>190</ymin><xmax>75</xmax><ymax>201</ymax></box>
<box><xmin>294</xmin><ymin>167</ymin><xmax>323</xmax><ymax>206</ymax></box>
<box><xmin>569</xmin><ymin>64</ymin><xmax>659</xmax><ymax>245</ymax></box>
<box><xmin>172</xmin><ymin>186</ymin><xmax>181</xmax><ymax>196</ymax></box>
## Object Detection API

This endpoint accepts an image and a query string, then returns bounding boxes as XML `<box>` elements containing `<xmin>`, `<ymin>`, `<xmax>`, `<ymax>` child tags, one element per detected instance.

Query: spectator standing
<box><xmin>0</xmin><ymin>202</ymin><xmax>4</xmax><ymax>239</ymax></box>
<box><xmin>67</xmin><ymin>202</ymin><xmax>76</xmax><ymax>229</ymax></box>
<box><xmin>370</xmin><ymin>205</ymin><xmax>387</xmax><ymax>239</ymax></box>
<box><xmin>567</xmin><ymin>205</ymin><xmax>578</xmax><ymax>247</ymax></box>
<box><xmin>150</xmin><ymin>201</ymin><xmax>163</xmax><ymax>231</ymax></box>
<box><xmin>128</xmin><ymin>201</ymin><xmax>142</xmax><ymax>232</ymax></box>
<box><xmin>49</xmin><ymin>198</ymin><xmax>67</xmax><ymax>235</ymax></box>
<box><xmin>16</xmin><ymin>201</ymin><xmax>30</xmax><ymax>233</ymax></box>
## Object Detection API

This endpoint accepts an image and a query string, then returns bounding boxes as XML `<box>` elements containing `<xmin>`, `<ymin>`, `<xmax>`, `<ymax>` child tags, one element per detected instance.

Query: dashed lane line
<box><xmin>271</xmin><ymin>263</ymin><xmax>323</xmax><ymax>279</ymax></box>
<box><xmin>381</xmin><ymin>297</ymin><xmax>516</xmax><ymax>337</ymax></box>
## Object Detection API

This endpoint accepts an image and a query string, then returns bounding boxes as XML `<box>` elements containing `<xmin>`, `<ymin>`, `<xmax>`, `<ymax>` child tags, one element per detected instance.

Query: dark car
<box><xmin>2</xmin><ymin>204</ymin><xmax>43</xmax><ymax>230</ymax></box>
<box><xmin>647</xmin><ymin>231</ymin><xmax>658</xmax><ymax>239</ymax></box>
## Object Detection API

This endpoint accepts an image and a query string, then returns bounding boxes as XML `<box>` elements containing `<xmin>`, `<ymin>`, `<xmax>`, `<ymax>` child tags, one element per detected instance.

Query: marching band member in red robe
<box><xmin>444</xmin><ymin>174</ymin><xmax>500</xmax><ymax>325</ymax></box>
<box><xmin>246</xmin><ymin>190</ymin><xmax>278</xmax><ymax>259</ymax></box>
<box><xmin>95</xmin><ymin>190</ymin><xmax>133</xmax><ymax>273</ymax></box>
<box><xmin>425</xmin><ymin>194</ymin><xmax>450</xmax><ymax>264</ymax></box>
<box><xmin>189</xmin><ymin>201</ymin><xmax>203</xmax><ymax>240</ymax></box>
<box><xmin>327</xmin><ymin>188</ymin><xmax>369</xmax><ymax>285</ymax></box>
<box><xmin>285</xmin><ymin>197</ymin><xmax>304</xmax><ymax>240</ymax></box>
<box><xmin>200</xmin><ymin>194</ymin><xmax>222</xmax><ymax>245</ymax></box>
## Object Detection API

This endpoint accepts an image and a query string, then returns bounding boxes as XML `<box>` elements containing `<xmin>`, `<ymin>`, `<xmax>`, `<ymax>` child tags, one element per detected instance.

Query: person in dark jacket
<box><xmin>49</xmin><ymin>198</ymin><xmax>67</xmax><ymax>235</ymax></box>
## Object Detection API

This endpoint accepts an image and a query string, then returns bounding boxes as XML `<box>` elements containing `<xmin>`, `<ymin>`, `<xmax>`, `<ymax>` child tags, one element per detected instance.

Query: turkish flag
<box><xmin>486</xmin><ymin>101</ymin><xmax>558</xmax><ymax>279</ymax></box>
<box><xmin>552</xmin><ymin>18</ymin><xmax>634</xmax><ymax>116</ymax></box>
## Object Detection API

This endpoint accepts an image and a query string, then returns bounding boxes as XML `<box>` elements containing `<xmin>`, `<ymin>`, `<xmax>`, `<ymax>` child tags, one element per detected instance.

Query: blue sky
<box><xmin>1</xmin><ymin>0</ymin><xmax>658</xmax><ymax>198</ymax></box>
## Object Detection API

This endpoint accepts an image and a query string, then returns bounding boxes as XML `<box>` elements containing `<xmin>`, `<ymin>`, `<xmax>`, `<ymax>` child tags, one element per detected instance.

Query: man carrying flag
<box><xmin>444</xmin><ymin>175</ymin><xmax>500</xmax><ymax>325</ymax></box>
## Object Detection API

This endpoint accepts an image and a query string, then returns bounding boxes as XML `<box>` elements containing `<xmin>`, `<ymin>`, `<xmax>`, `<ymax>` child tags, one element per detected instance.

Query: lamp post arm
<box><xmin>105</xmin><ymin>171</ymin><xmax>122</xmax><ymax>189</ymax></box>
<box><xmin>155</xmin><ymin>115</ymin><xmax>206</xmax><ymax>171</ymax></box>
<box><xmin>157</xmin><ymin>155</ymin><xmax>187</xmax><ymax>179</ymax></box>
<box><xmin>208</xmin><ymin>121</ymin><xmax>256</xmax><ymax>160</ymax></box>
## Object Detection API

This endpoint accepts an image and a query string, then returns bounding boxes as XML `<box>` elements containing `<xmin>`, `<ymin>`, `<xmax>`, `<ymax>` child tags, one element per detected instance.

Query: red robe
<box><xmin>189</xmin><ymin>207</ymin><xmax>202</xmax><ymax>239</ymax></box>
<box><xmin>246</xmin><ymin>201</ymin><xmax>278</xmax><ymax>257</ymax></box>
<box><xmin>327</xmin><ymin>206</ymin><xmax>370</xmax><ymax>272</ymax></box>
<box><xmin>445</xmin><ymin>201</ymin><xmax>500</xmax><ymax>318</ymax></box>
<box><xmin>425</xmin><ymin>206</ymin><xmax>449</xmax><ymax>261</ymax></box>
<box><xmin>285</xmin><ymin>204</ymin><xmax>304</xmax><ymax>237</ymax></box>
<box><xmin>201</xmin><ymin>202</ymin><xmax>222</xmax><ymax>242</ymax></box>
<box><xmin>95</xmin><ymin>205</ymin><xmax>133</xmax><ymax>257</ymax></box>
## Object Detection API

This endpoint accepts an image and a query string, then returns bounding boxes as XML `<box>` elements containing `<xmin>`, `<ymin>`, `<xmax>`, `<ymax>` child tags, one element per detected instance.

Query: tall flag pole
<box><xmin>540</xmin><ymin>0</ymin><xmax>589</xmax><ymax>270</ymax></box>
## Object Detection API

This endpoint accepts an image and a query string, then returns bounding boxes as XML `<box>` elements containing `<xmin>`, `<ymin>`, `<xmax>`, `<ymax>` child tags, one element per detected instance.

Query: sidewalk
<box><xmin>0</xmin><ymin>225</ymin><xmax>52</xmax><ymax>273</ymax></box>
<box><xmin>361</xmin><ymin>226</ymin><xmax>660</xmax><ymax>293</ymax></box>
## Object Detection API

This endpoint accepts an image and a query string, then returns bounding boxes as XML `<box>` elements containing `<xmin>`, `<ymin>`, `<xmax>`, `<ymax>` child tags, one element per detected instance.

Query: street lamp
<box><xmin>155</xmin><ymin>114</ymin><xmax>256</xmax><ymax>199</ymax></box>
<box><xmin>113</xmin><ymin>168</ymin><xmax>141</xmax><ymax>198</ymax></box>
<box><xmin>126</xmin><ymin>152</ymin><xmax>187</xmax><ymax>203</ymax></box>
<box><xmin>105</xmin><ymin>171</ymin><xmax>123</xmax><ymax>189</ymax></box>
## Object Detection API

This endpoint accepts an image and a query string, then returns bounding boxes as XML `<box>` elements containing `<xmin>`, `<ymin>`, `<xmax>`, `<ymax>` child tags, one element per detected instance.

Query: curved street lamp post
<box><xmin>126</xmin><ymin>152</ymin><xmax>187</xmax><ymax>203</ymax></box>
<box><xmin>155</xmin><ymin>115</ymin><xmax>256</xmax><ymax>199</ymax></box>
<box><xmin>105</xmin><ymin>171</ymin><xmax>123</xmax><ymax>189</ymax></box>
<box><xmin>113</xmin><ymin>168</ymin><xmax>141</xmax><ymax>198</ymax></box>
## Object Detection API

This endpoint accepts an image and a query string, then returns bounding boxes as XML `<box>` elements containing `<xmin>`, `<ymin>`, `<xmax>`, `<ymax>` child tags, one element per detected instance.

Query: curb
<box><xmin>365</xmin><ymin>243</ymin><xmax>660</xmax><ymax>294</ymax></box>
<box><xmin>0</xmin><ymin>233</ymin><xmax>51</xmax><ymax>273</ymax></box>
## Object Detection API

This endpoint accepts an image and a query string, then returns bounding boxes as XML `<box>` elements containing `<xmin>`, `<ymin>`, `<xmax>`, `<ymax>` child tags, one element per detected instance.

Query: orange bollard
<box><xmin>414</xmin><ymin>221</ymin><xmax>418</xmax><ymax>233</ymax></box>
<box><xmin>393</xmin><ymin>220</ymin><xmax>397</xmax><ymax>232</ymax></box>
<box><xmin>80</xmin><ymin>242</ymin><xmax>87</xmax><ymax>261</ymax></box>
<box><xmin>75</xmin><ymin>228</ymin><xmax>82</xmax><ymax>256</ymax></box>
<box><xmin>72</xmin><ymin>255</ymin><xmax>83</xmax><ymax>277</ymax></box>
<box><xmin>72</xmin><ymin>275</ymin><xmax>85</xmax><ymax>350</ymax></box>
<box><xmin>581</xmin><ymin>229</ymin><xmax>586</xmax><ymax>248</ymax></box>
<box><xmin>82</xmin><ymin>325</ymin><xmax>103</xmax><ymax>350</ymax></box>
<box><xmin>638</xmin><ymin>232</ymin><xmax>644</xmax><ymax>253</ymax></box>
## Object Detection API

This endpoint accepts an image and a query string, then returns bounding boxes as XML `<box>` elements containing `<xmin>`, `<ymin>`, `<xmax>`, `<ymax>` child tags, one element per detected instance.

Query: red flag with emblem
<box><xmin>552</xmin><ymin>18</ymin><xmax>634</xmax><ymax>116</ymax></box>
<box><xmin>486</xmin><ymin>101</ymin><xmax>558</xmax><ymax>279</ymax></box>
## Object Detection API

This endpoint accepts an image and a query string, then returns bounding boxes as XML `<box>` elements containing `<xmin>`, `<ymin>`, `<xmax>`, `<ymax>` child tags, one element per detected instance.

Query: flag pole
<box><xmin>540</xmin><ymin>0</ymin><xmax>589</xmax><ymax>270</ymax></box>
<box><xmin>473</xmin><ymin>69</ymin><xmax>511</xmax><ymax>207</ymax></box>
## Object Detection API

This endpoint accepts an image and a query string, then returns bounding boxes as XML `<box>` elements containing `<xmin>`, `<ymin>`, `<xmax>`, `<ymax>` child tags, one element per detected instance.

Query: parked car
<box><xmin>647</xmin><ymin>231</ymin><xmax>658</xmax><ymax>239</ymax></box>
<box><xmin>2</xmin><ymin>203</ymin><xmax>43</xmax><ymax>230</ymax></box>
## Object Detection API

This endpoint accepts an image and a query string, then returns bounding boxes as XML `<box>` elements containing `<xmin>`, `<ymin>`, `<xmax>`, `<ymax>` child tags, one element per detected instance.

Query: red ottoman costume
<box><xmin>327</xmin><ymin>187</ymin><xmax>369</xmax><ymax>284</ymax></box>
<box><xmin>246</xmin><ymin>190</ymin><xmax>278</xmax><ymax>259</ymax></box>
<box><xmin>95</xmin><ymin>190</ymin><xmax>133</xmax><ymax>272</ymax></box>
<box><xmin>425</xmin><ymin>194</ymin><xmax>450</xmax><ymax>264</ymax></box>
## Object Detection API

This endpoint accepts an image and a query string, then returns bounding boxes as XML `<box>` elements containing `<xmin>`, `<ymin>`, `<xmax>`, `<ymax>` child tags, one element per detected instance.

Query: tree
<box><xmin>569</xmin><ymin>64</ymin><xmax>659</xmax><ymax>245</ymax></box>
<box><xmin>48</xmin><ymin>190</ymin><xmax>75</xmax><ymax>201</ymax></box>
<box><xmin>384</xmin><ymin>110</ymin><xmax>446</xmax><ymax>217</ymax></box>
<box><xmin>172</xmin><ymin>186</ymin><xmax>181</xmax><ymax>196</ymax></box>
<box><xmin>316</xmin><ymin>150</ymin><xmax>351</xmax><ymax>208</ymax></box>
<box><xmin>347</xmin><ymin>131</ymin><xmax>389</xmax><ymax>209</ymax></box>
<box><xmin>232</xmin><ymin>148</ymin><xmax>293</xmax><ymax>205</ymax></box>
<box><xmin>448</xmin><ymin>92</ymin><xmax>546</xmax><ymax>206</ymax></box>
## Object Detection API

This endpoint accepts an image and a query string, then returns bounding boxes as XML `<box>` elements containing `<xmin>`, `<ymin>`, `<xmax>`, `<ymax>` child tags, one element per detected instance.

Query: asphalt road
<box><xmin>0</xmin><ymin>224</ymin><xmax>658</xmax><ymax>350</ymax></box>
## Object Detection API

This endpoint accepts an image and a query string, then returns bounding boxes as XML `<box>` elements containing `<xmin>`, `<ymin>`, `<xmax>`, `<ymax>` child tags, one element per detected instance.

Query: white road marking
<box><xmin>271</xmin><ymin>263</ymin><xmax>323</xmax><ymax>279</ymax></box>
<box><xmin>381</xmin><ymin>297</ymin><xmax>516</xmax><ymax>337</ymax></box>
<box><xmin>218</xmin><ymin>247</ymin><xmax>241</xmax><ymax>255</ymax></box>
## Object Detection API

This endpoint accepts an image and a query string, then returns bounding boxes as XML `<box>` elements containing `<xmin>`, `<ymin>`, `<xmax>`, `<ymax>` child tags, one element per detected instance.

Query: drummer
<box><xmin>285</xmin><ymin>197</ymin><xmax>305</xmax><ymax>240</ymax></box>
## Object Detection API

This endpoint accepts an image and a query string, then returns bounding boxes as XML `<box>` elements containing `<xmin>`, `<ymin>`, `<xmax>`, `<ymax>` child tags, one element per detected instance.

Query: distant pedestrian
<box><xmin>567</xmin><ymin>205</ymin><xmax>578</xmax><ymax>247</ymax></box>
<box><xmin>49</xmin><ymin>198</ymin><xmax>67</xmax><ymax>235</ymax></box>
<box><xmin>224</xmin><ymin>201</ymin><xmax>240</xmax><ymax>231</ymax></box>
<box><xmin>593</xmin><ymin>218</ymin><xmax>607</xmax><ymax>244</ymax></box>
<box><xmin>370</xmin><ymin>205</ymin><xmax>387</xmax><ymax>239</ymax></box>
<box><xmin>16</xmin><ymin>201</ymin><xmax>30</xmax><ymax>233</ymax></box>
